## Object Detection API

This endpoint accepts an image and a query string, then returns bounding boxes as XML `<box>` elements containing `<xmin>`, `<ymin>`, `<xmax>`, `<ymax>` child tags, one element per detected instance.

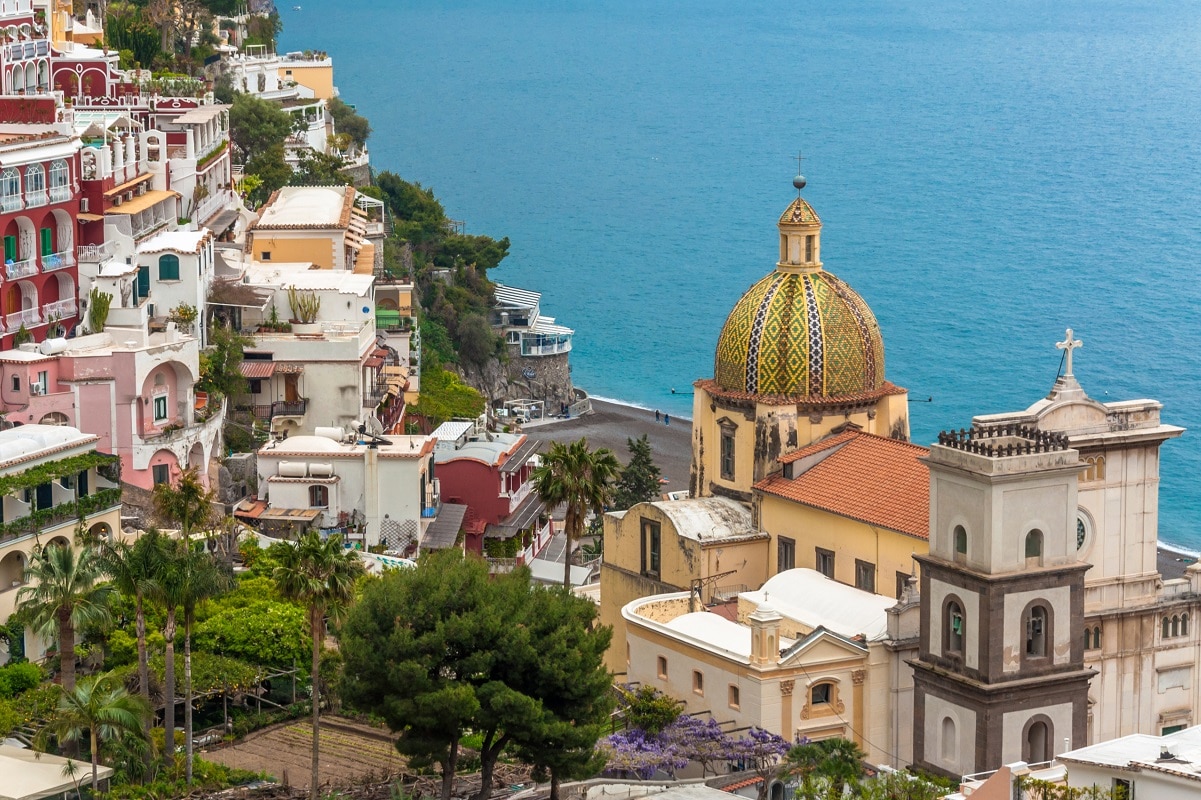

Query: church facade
<box><xmin>599</xmin><ymin>179</ymin><xmax>1201</xmax><ymax>778</ymax></box>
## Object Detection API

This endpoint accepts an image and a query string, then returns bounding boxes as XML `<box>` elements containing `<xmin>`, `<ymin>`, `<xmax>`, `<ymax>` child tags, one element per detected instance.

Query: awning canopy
<box><xmin>0</xmin><ymin>743</ymin><xmax>113</xmax><ymax>800</ymax></box>
<box><xmin>498</xmin><ymin>438</ymin><xmax>542</xmax><ymax>473</ymax></box>
<box><xmin>205</xmin><ymin>208</ymin><xmax>240</xmax><ymax>233</ymax></box>
<box><xmin>421</xmin><ymin>503</ymin><xmax>468</xmax><ymax>550</ymax></box>
<box><xmin>239</xmin><ymin>361</ymin><xmax>276</xmax><ymax>379</ymax></box>
<box><xmin>258</xmin><ymin>507</ymin><xmax>322</xmax><ymax>523</ymax></box>
<box><xmin>106</xmin><ymin>189</ymin><xmax>179</xmax><ymax>216</ymax></box>
<box><xmin>363</xmin><ymin>356</ymin><xmax>384</xmax><ymax>369</ymax></box>
<box><xmin>485</xmin><ymin>493</ymin><xmax>545</xmax><ymax>539</ymax></box>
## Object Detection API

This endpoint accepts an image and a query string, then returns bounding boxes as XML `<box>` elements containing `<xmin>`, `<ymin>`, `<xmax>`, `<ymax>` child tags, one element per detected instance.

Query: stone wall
<box><xmin>459</xmin><ymin>347</ymin><xmax>576</xmax><ymax>411</ymax></box>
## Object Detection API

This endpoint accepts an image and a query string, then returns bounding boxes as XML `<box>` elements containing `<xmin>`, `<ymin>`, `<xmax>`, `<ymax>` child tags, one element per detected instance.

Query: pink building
<box><xmin>0</xmin><ymin>325</ymin><xmax>224</xmax><ymax>489</ymax></box>
<box><xmin>431</xmin><ymin>420</ymin><xmax>550</xmax><ymax>564</ymax></box>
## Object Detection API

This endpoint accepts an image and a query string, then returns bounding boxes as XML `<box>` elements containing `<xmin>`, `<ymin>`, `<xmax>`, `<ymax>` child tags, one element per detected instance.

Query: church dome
<box><xmin>713</xmin><ymin>195</ymin><xmax>886</xmax><ymax>400</ymax></box>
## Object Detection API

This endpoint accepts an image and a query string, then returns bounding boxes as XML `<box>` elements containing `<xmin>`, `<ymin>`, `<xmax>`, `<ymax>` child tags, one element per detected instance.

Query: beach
<box><xmin>522</xmin><ymin>399</ymin><xmax>692</xmax><ymax>491</ymax></box>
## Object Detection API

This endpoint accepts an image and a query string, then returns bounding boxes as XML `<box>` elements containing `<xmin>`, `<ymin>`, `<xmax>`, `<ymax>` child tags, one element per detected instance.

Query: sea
<box><xmin>279</xmin><ymin>0</ymin><xmax>1201</xmax><ymax>551</ymax></box>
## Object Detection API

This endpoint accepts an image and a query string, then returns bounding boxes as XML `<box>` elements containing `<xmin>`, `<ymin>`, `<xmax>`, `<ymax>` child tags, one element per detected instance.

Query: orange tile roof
<box><xmin>755</xmin><ymin>430</ymin><xmax>930</xmax><ymax>540</ymax></box>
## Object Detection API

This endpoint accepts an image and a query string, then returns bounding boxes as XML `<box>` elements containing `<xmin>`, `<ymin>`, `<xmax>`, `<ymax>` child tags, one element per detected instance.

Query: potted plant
<box><xmin>286</xmin><ymin>286</ymin><xmax>321</xmax><ymax>334</ymax></box>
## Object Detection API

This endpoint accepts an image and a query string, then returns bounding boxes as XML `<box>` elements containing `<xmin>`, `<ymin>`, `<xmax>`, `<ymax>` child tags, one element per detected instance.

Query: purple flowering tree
<box><xmin>661</xmin><ymin>715</ymin><xmax>745</xmax><ymax>777</ymax></box>
<box><xmin>730</xmin><ymin>727</ymin><xmax>791</xmax><ymax>800</ymax></box>
<box><xmin>600</xmin><ymin>728</ymin><xmax>690</xmax><ymax>779</ymax></box>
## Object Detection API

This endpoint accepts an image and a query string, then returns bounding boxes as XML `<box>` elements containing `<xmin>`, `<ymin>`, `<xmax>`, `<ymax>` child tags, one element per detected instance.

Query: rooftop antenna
<box><xmin>793</xmin><ymin>151</ymin><xmax>806</xmax><ymax>195</ymax></box>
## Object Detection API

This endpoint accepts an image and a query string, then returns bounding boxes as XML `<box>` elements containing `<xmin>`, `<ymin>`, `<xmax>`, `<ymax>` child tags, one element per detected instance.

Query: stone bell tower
<box><xmin>911</xmin><ymin>423</ymin><xmax>1093</xmax><ymax>778</ymax></box>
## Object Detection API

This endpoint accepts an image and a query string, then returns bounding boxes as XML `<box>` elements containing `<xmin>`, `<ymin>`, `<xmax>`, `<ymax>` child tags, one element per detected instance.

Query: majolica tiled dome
<box><xmin>713</xmin><ymin>197</ymin><xmax>886</xmax><ymax>399</ymax></box>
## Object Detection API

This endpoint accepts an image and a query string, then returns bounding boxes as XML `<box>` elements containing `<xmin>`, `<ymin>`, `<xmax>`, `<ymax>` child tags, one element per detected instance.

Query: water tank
<box><xmin>278</xmin><ymin>461</ymin><xmax>308</xmax><ymax>478</ymax></box>
<box><xmin>39</xmin><ymin>338</ymin><xmax>69</xmax><ymax>355</ymax></box>
<box><xmin>308</xmin><ymin>463</ymin><xmax>334</xmax><ymax>478</ymax></box>
<box><xmin>315</xmin><ymin>426</ymin><xmax>343</xmax><ymax>442</ymax></box>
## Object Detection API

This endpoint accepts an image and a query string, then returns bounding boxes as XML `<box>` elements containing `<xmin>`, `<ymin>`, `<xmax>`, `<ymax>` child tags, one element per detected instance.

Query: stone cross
<box><xmin>1056</xmin><ymin>328</ymin><xmax>1083</xmax><ymax>376</ymax></box>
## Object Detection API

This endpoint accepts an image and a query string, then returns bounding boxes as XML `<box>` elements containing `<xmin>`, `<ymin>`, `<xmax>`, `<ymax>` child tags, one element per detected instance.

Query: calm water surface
<box><xmin>281</xmin><ymin>0</ymin><xmax>1201</xmax><ymax>549</ymax></box>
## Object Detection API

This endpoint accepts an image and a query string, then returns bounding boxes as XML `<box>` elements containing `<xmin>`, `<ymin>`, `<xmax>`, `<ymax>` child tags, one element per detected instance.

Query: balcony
<box><xmin>43</xmin><ymin>299</ymin><xmax>77</xmax><ymax>320</ymax></box>
<box><xmin>270</xmin><ymin>399</ymin><xmax>307</xmax><ymax>418</ymax></box>
<box><xmin>4</xmin><ymin>257</ymin><xmax>37</xmax><ymax>280</ymax></box>
<box><xmin>5</xmin><ymin>308</ymin><xmax>42</xmax><ymax>329</ymax></box>
<box><xmin>76</xmin><ymin>243</ymin><xmax>115</xmax><ymax>263</ymax></box>
<box><xmin>41</xmin><ymin>251</ymin><xmax>74</xmax><ymax>272</ymax></box>
<box><xmin>0</xmin><ymin>195</ymin><xmax>21</xmax><ymax>213</ymax></box>
<box><xmin>24</xmin><ymin>189</ymin><xmax>47</xmax><ymax>208</ymax></box>
<box><xmin>49</xmin><ymin>185</ymin><xmax>71</xmax><ymax>204</ymax></box>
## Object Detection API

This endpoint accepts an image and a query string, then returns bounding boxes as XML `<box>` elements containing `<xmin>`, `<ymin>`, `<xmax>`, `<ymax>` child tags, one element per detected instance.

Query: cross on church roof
<box><xmin>1056</xmin><ymin>328</ymin><xmax>1083</xmax><ymax>377</ymax></box>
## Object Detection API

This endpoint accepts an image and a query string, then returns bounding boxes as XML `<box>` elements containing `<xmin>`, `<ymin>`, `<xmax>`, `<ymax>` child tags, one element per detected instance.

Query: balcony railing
<box><xmin>270</xmin><ymin>399</ymin><xmax>307</xmax><ymax>418</ymax></box>
<box><xmin>24</xmin><ymin>189</ymin><xmax>47</xmax><ymax>208</ymax></box>
<box><xmin>43</xmin><ymin>299</ymin><xmax>77</xmax><ymax>320</ymax></box>
<box><xmin>4</xmin><ymin>257</ymin><xmax>37</xmax><ymax>280</ymax></box>
<box><xmin>0</xmin><ymin>195</ymin><xmax>21</xmax><ymax>213</ymax></box>
<box><xmin>76</xmin><ymin>242</ymin><xmax>114</xmax><ymax>263</ymax></box>
<box><xmin>41</xmin><ymin>251</ymin><xmax>74</xmax><ymax>272</ymax></box>
<box><xmin>49</xmin><ymin>185</ymin><xmax>71</xmax><ymax>203</ymax></box>
<box><xmin>6</xmin><ymin>308</ymin><xmax>43</xmax><ymax>329</ymax></box>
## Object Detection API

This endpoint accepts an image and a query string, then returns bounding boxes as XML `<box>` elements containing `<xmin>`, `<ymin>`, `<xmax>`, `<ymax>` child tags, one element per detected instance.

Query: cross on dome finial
<box><xmin>792</xmin><ymin>151</ymin><xmax>806</xmax><ymax>193</ymax></box>
<box><xmin>1056</xmin><ymin>328</ymin><xmax>1083</xmax><ymax>377</ymax></box>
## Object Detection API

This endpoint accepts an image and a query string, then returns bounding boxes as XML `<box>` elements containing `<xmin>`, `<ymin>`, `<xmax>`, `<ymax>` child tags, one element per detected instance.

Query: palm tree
<box><xmin>531</xmin><ymin>438</ymin><xmax>621</xmax><ymax>586</ymax></box>
<box><xmin>97</xmin><ymin>530</ymin><xmax>168</xmax><ymax>749</ymax></box>
<box><xmin>17</xmin><ymin>542</ymin><xmax>112</xmax><ymax>692</ymax></box>
<box><xmin>178</xmin><ymin>546</ymin><xmax>231</xmax><ymax>784</ymax></box>
<box><xmin>270</xmin><ymin>532</ymin><xmax>365</xmax><ymax>800</ymax></box>
<box><xmin>151</xmin><ymin>540</ymin><xmax>187</xmax><ymax>770</ymax></box>
<box><xmin>37</xmin><ymin>671</ymin><xmax>151</xmax><ymax>792</ymax></box>
<box><xmin>152</xmin><ymin>466</ymin><xmax>214</xmax><ymax>538</ymax></box>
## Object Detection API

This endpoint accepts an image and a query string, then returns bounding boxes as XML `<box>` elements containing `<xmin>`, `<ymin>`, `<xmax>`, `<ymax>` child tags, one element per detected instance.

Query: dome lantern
<box><xmin>778</xmin><ymin>195</ymin><xmax>822</xmax><ymax>271</ymax></box>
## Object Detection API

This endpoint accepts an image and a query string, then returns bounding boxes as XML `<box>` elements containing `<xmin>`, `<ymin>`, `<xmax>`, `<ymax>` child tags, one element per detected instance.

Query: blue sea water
<box><xmin>280</xmin><ymin>0</ymin><xmax>1201</xmax><ymax>549</ymax></box>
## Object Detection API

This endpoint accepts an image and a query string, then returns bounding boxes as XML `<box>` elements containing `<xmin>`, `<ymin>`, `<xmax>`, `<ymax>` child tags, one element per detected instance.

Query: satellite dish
<box><xmin>366</xmin><ymin>415</ymin><xmax>384</xmax><ymax>436</ymax></box>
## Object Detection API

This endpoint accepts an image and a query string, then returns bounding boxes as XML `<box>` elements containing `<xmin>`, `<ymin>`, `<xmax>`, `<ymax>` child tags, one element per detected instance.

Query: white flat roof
<box><xmin>430</xmin><ymin>420</ymin><xmax>474</xmax><ymax>441</ymax></box>
<box><xmin>0</xmin><ymin>743</ymin><xmax>113</xmax><ymax>800</ymax></box>
<box><xmin>255</xmin><ymin>185</ymin><xmax>350</xmax><ymax>229</ymax></box>
<box><xmin>0</xmin><ymin>425</ymin><xmax>94</xmax><ymax>469</ymax></box>
<box><xmin>138</xmin><ymin>228</ymin><xmax>210</xmax><ymax>255</ymax></box>
<box><xmin>1061</xmin><ymin>725</ymin><xmax>1201</xmax><ymax>770</ymax></box>
<box><xmin>664</xmin><ymin>612</ymin><xmax>795</xmax><ymax>658</ymax></box>
<box><xmin>642</xmin><ymin>496</ymin><xmax>755</xmax><ymax>543</ymax></box>
<box><xmin>743</xmin><ymin>568</ymin><xmax>895</xmax><ymax>641</ymax></box>
<box><xmin>244</xmin><ymin>262</ymin><xmax>373</xmax><ymax>294</ymax></box>
<box><xmin>494</xmin><ymin>284</ymin><xmax>540</xmax><ymax>308</ymax></box>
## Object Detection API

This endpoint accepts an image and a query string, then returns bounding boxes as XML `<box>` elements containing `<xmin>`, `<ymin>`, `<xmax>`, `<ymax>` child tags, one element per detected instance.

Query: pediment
<box><xmin>1035</xmin><ymin>397</ymin><xmax>1111</xmax><ymax>435</ymax></box>
<box><xmin>779</xmin><ymin>628</ymin><xmax>866</xmax><ymax>666</ymax></box>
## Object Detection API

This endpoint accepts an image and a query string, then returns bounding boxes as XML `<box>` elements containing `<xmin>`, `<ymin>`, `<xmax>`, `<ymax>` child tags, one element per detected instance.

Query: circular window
<box><xmin>1076</xmin><ymin>511</ymin><xmax>1094</xmax><ymax>552</ymax></box>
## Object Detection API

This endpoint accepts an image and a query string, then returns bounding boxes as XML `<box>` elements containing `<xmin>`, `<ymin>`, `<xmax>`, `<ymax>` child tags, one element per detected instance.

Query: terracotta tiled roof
<box><xmin>755</xmin><ymin>430</ymin><xmax>930</xmax><ymax>540</ymax></box>
<box><xmin>694</xmin><ymin>378</ymin><xmax>907</xmax><ymax>408</ymax></box>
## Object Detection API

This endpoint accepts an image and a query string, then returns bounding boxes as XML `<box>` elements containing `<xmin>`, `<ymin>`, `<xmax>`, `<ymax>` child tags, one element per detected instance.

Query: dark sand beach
<box><xmin>522</xmin><ymin>399</ymin><xmax>692</xmax><ymax>492</ymax></box>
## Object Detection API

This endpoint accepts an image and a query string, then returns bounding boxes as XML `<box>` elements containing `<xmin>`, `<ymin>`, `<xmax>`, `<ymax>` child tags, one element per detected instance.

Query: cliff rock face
<box><xmin>459</xmin><ymin>347</ymin><xmax>575</xmax><ymax>411</ymax></box>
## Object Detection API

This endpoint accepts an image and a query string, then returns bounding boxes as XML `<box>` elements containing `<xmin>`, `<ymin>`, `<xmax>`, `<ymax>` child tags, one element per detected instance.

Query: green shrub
<box><xmin>0</xmin><ymin>662</ymin><xmax>41</xmax><ymax>698</ymax></box>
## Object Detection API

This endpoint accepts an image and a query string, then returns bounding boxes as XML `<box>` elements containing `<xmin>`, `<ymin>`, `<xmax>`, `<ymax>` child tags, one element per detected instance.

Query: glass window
<box><xmin>1025</xmin><ymin>530</ymin><xmax>1043</xmax><ymax>560</ymax></box>
<box><xmin>309</xmin><ymin>484</ymin><xmax>329</xmax><ymax>508</ymax></box>
<box><xmin>811</xmin><ymin>682</ymin><xmax>832</xmax><ymax>705</ymax></box>
<box><xmin>49</xmin><ymin>159</ymin><xmax>69</xmax><ymax>193</ymax></box>
<box><xmin>159</xmin><ymin>254</ymin><xmax>181</xmax><ymax>281</ymax></box>
<box><xmin>728</xmin><ymin>684</ymin><xmax>740</xmax><ymax>709</ymax></box>
<box><xmin>692</xmin><ymin>670</ymin><xmax>703</xmax><ymax>695</ymax></box>
<box><xmin>777</xmin><ymin>536</ymin><xmax>795</xmax><ymax>573</ymax></box>
<box><xmin>954</xmin><ymin>525</ymin><xmax>967</xmax><ymax>555</ymax></box>
<box><xmin>641</xmin><ymin>518</ymin><xmax>661</xmax><ymax>579</ymax></box>
<box><xmin>152</xmin><ymin>464</ymin><xmax>170</xmax><ymax>485</ymax></box>
<box><xmin>720</xmin><ymin>428</ymin><xmax>736</xmax><ymax>480</ymax></box>
<box><xmin>855</xmin><ymin>560</ymin><xmax>876</xmax><ymax>592</ymax></box>
<box><xmin>153</xmin><ymin>395</ymin><xmax>168</xmax><ymax>422</ymax></box>
<box><xmin>25</xmin><ymin>164</ymin><xmax>45</xmax><ymax>205</ymax></box>
<box><xmin>0</xmin><ymin>167</ymin><xmax>20</xmax><ymax>210</ymax></box>
<box><xmin>815</xmin><ymin>547</ymin><xmax>834</xmax><ymax>579</ymax></box>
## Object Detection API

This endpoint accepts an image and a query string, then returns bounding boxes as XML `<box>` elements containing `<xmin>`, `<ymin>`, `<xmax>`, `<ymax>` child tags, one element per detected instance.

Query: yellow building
<box><xmin>755</xmin><ymin>427</ymin><xmax>931</xmax><ymax>599</ymax></box>
<box><xmin>279</xmin><ymin>56</ymin><xmax>336</xmax><ymax>101</ymax></box>
<box><xmin>622</xmin><ymin>568</ymin><xmax>920</xmax><ymax>765</ymax></box>
<box><xmin>600</xmin><ymin>496</ymin><xmax>768</xmax><ymax>673</ymax></box>
<box><xmin>690</xmin><ymin>184</ymin><xmax>909</xmax><ymax>500</ymax></box>
<box><xmin>0</xmin><ymin>425</ymin><xmax>125</xmax><ymax>662</ymax></box>
<box><xmin>247</xmin><ymin>186</ymin><xmax>375</xmax><ymax>272</ymax></box>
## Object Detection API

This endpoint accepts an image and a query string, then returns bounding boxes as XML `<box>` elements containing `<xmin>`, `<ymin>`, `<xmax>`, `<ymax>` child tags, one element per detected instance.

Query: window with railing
<box><xmin>0</xmin><ymin>168</ymin><xmax>20</xmax><ymax>212</ymax></box>
<box><xmin>49</xmin><ymin>159</ymin><xmax>70</xmax><ymax>202</ymax></box>
<box><xmin>24</xmin><ymin>164</ymin><xmax>45</xmax><ymax>207</ymax></box>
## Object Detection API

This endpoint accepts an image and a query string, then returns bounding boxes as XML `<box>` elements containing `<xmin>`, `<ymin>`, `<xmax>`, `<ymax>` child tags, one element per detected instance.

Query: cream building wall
<box><xmin>600</xmin><ymin>497</ymin><xmax>769</xmax><ymax>673</ymax></box>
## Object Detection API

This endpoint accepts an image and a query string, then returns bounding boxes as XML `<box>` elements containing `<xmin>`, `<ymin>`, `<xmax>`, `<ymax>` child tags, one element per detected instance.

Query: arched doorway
<box><xmin>1024</xmin><ymin>719</ymin><xmax>1051</xmax><ymax>764</ymax></box>
<box><xmin>46</xmin><ymin>535</ymin><xmax>71</xmax><ymax>551</ymax></box>
<box><xmin>0</xmin><ymin>551</ymin><xmax>26</xmax><ymax>590</ymax></box>
<box><xmin>87</xmin><ymin>522</ymin><xmax>113</xmax><ymax>541</ymax></box>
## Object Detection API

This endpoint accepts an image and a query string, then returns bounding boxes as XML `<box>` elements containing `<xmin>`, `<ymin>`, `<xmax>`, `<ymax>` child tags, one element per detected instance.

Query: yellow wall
<box><xmin>280</xmin><ymin>64</ymin><xmax>335</xmax><ymax>100</ymax></box>
<box><xmin>249</xmin><ymin>234</ymin><xmax>337</xmax><ymax>269</ymax></box>
<box><xmin>600</xmin><ymin>504</ymin><xmax>770</xmax><ymax>672</ymax></box>
<box><xmin>757</xmin><ymin>493</ymin><xmax>928</xmax><ymax>599</ymax></box>
<box><xmin>690</xmin><ymin>384</ymin><xmax>910</xmax><ymax>499</ymax></box>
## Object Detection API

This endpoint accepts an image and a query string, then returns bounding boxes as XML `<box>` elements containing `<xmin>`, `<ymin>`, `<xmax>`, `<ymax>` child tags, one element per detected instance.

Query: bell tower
<box><xmin>912</xmin><ymin>423</ymin><xmax>1093</xmax><ymax>778</ymax></box>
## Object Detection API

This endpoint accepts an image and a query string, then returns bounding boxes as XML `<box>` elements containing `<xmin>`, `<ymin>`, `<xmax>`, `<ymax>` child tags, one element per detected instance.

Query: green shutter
<box><xmin>39</xmin><ymin>228</ymin><xmax>52</xmax><ymax>256</ymax></box>
<box><xmin>3</xmin><ymin>235</ymin><xmax>15</xmax><ymax>262</ymax></box>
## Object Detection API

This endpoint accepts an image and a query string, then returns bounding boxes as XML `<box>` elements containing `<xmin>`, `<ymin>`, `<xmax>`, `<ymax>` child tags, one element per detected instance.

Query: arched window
<box><xmin>309</xmin><ymin>484</ymin><xmax>328</xmax><ymax>508</ymax></box>
<box><xmin>1164</xmin><ymin>616</ymin><xmax>1172</xmax><ymax>639</ymax></box>
<box><xmin>0</xmin><ymin>167</ymin><xmax>20</xmax><ymax>212</ymax></box>
<box><xmin>810</xmin><ymin>682</ymin><xmax>833</xmax><ymax>706</ymax></box>
<box><xmin>1083</xmin><ymin>628</ymin><xmax>1091</xmax><ymax>650</ymax></box>
<box><xmin>945</xmin><ymin>600</ymin><xmax>964</xmax><ymax>655</ymax></box>
<box><xmin>954</xmin><ymin>525</ymin><xmax>967</xmax><ymax>556</ymax></box>
<box><xmin>1095</xmin><ymin>626</ymin><xmax>1102</xmax><ymax>649</ymax></box>
<box><xmin>24</xmin><ymin>164</ymin><xmax>45</xmax><ymax>206</ymax></box>
<box><xmin>1025</xmin><ymin>529</ymin><xmax>1043</xmax><ymax>561</ymax></box>
<box><xmin>1025</xmin><ymin>605</ymin><xmax>1049</xmax><ymax>657</ymax></box>
<box><xmin>1172</xmin><ymin>615</ymin><xmax>1180</xmax><ymax>637</ymax></box>
<box><xmin>1182</xmin><ymin>614</ymin><xmax>1189</xmax><ymax>637</ymax></box>
<box><xmin>159</xmin><ymin>254</ymin><xmax>180</xmax><ymax>281</ymax></box>
<box><xmin>1024</xmin><ymin>719</ymin><xmax>1051</xmax><ymax>764</ymax></box>
<box><xmin>941</xmin><ymin>717</ymin><xmax>957</xmax><ymax>763</ymax></box>
<box><xmin>49</xmin><ymin>159</ymin><xmax>69</xmax><ymax>202</ymax></box>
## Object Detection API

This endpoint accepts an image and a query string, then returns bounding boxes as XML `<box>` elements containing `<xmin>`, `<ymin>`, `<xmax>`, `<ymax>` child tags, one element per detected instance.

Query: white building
<box><xmin>1058</xmin><ymin>725</ymin><xmax>1201</xmax><ymax>799</ymax></box>
<box><xmin>250</xmin><ymin>430</ymin><xmax>453</xmax><ymax>550</ymax></box>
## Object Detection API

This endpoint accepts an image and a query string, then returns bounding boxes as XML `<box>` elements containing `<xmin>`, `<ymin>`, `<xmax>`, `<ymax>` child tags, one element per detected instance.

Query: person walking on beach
<box><xmin>655</xmin><ymin>409</ymin><xmax>661</xmax><ymax>422</ymax></box>
<box><xmin>664</xmin><ymin>413</ymin><xmax>670</xmax><ymax>426</ymax></box>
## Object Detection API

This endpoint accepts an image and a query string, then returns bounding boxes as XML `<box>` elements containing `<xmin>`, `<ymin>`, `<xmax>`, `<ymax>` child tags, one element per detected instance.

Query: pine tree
<box><xmin>612</xmin><ymin>435</ymin><xmax>662</xmax><ymax>511</ymax></box>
